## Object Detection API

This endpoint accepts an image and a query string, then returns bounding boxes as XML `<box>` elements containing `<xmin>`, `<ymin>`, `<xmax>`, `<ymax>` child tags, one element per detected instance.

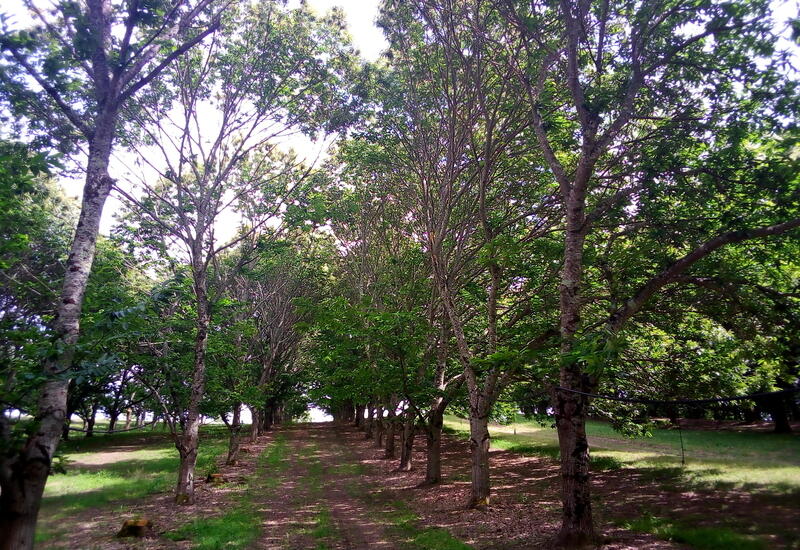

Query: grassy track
<box><xmin>444</xmin><ymin>414</ymin><xmax>800</xmax><ymax>492</ymax></box>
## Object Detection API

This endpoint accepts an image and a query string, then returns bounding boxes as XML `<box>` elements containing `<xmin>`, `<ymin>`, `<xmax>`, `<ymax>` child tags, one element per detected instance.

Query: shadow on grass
<box><xmin>617</xmin><ymin>514</ymin><xmax>768</xmax><ymax>550</ymax></box>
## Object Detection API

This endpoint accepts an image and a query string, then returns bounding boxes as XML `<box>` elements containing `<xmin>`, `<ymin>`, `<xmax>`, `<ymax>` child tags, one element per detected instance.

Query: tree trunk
<box><xmin>249</xmin><ymin>406</ymin><xmax>259</xmax><ymax>442</ymax></box>
<box><xmin>374</xmin><ymin>407</ymin><xmax>385</xmax><ymax>448</ymax></box>
<box><xmin>365</xmin><ymin>404</ymin><xmax>374</xmax><ymax>439</ymax></box>
<box><xmin>175</xmin><ymin>438</ymin><xmax>199</xmax><ymax>505</ymax></box>
<box><xmin>467</xmin><ymin>413</ymin><xmax>490</xmax><ymax>509</ymax></box>
<box><xmin>0</xmin><ymin>117</ymin><xmax>117</xmax><ymax>550</ymax></box>
<box><xmin>226</xmin><ymin>404</ymin><xmax>242</xmax><ymax>465</ymax></box>
<box><xmin>554</xmin><ymin>380</ymin><xmax>594</xmax><ymax>548</ymax></box>
<box><xmin>124</xmin><ymin>408</ymin><xmax>132</xmax><ymax>430</ymax></box>
<box><xmin>85</xmin><ymin>404</ymin><xmax>98</xmax><ymax>437</ymax></box>
<box><xmin>262</xmin><ymin>406</ymin><xmax>273</xmax><ymax>432</ymax></box>
<box><xmin>174</xmin><ymin>263</ymin><xmax>210</xmax><ymax>505</ymax></box>
<box><xmin>554</xmin><ymin>158</ymin><xmax>597</xmax><ymax>546</ymax></box>
<box><xmin>766</xmin><ymin>395</ymin><xmax>792</xmax><ymax>434</ymax></box>
<box><xmin>424</xmin><ymin>407</ymin><xmax>445</xmax><ymax>485</ymax></box>
<box><xmin>398</xmin><ymin>410</ymin><xmax>415</xmax><ymax>471</ymax></box>
<box><xmin>108</xmin><ymin>411</ymin><xmax>119</xmax><ymax>434</ymax></box>
<box><xmin>384</xmin><ymin>407</ymin><xmax>397</xmax><ymax>459</ymax></box>
<box><xmin>0</xmin><ymin>463</ymin><xmax>47</xmax><ymax>550</ymax></box>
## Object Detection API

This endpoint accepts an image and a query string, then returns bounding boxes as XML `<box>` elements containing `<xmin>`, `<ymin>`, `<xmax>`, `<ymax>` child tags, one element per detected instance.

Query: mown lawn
<box><xmin>444</xmin><ymin>414</ymin><xmax>800</xmax><ymax>492</ymax></box>
<box><xmin>37</xmin><ymin>423</ymin><xmax>228</xmax><ymax>544</ymax></box>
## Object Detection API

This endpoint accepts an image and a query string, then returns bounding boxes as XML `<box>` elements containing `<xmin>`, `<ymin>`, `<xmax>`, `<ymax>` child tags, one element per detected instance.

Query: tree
<box><xmin>498</xmin><ymin>0</ymin><xmax>800</xmax><ymax>544</ymax></box>
<box><xmin>375</xmin><ymin>0</ymin><xmax>559</xmax><ymax>507</ymax></box>
<box><xmin>116</xmin><ymin>1</ymin><xmax>360</xmax><ymax>503</ymax></box>
<box><xmin>0</xmin><ymin>1</ymin><xmax>220</xmax><ymax>544</ymax></box>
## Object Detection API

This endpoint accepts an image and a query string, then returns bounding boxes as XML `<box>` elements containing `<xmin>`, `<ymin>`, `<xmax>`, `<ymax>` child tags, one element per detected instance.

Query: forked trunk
<box><xmin>398</xmin><ymin>411</ymin><xmax>415</xmax><ymax>471</ymax></box>
<box><xmin>467</xmin><ymin>414</ymin><xmax>490</xmax><ymax>509</ymax></box>
<box><xmin>423</xmin><ymin>407</ymin><xmax>445</xmax><ymax>484</ymax></box>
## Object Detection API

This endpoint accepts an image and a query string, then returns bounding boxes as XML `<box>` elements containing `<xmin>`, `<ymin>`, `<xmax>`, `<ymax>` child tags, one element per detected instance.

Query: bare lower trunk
<box><xmin>555</xmin><ymin>380</ymin><xmax>594</xmax><ymax>547</ymax></box>
<box><xmin>108</xmin><ymin>411</ymin><xmax>118</xmax><ymax>433</ymax></box>
<box><xmin>174</xmin><ymin>265</ymin><xmax>210</xmax><ymax>505</ymax></box>
<box><xmin>374</xmin><ymin>407</ymin><xmax>385</xmax><ymax>448</ymax></box>
<box><xmin>249</xmin><ymin>406</ymin><xmax>259</xmax><ymax>442</ymax></box>
<box><xmin>384</xmin><ymin>408</ymin><xmax>397</xmax><ymax>459</ymax></box>
<box><xmin>365</xmin><ymin>404</ymin><xmax>374</xmax><ymax>439</ymax></box>
<box><xmin>124</xmin><ymin>409</ymin><xmax>132</xmax><ymax>430</ymax></box>
<box><xmin>398</xmin><ymin>411</ymin><xmax>415</xmax><ymax>471</ymax></box>
<box><xmin>175</xmin><ymin>435</ymin><xmax>199</xmax><ymax>504</ymax></box>
<box><xmin>0</xmin><ymin>441</ymin><xmax>49</xmax><ymax>550</ymax></box>
<box><xmin>424</xmin><ymin>407</ymin><xmax>445</xmax><ymax>484</ymax></box>
<box><xmin>766</xmin><ymin>395</ymin><xmax>792</xmax><ymax>434</ymax></box>
<box><xmin>226</xmin><ymin>404</ymin><xmax>242</xmax><ymax>465</ymax></box>
<box><xmin>555</xmin><ymin>161</ymin><xmax>597</xmax><ymax>545</ymax></box>
<box><xmin>467</xmin><ymin>414</ymin><xmax>490</xmax><ymax>509</ymax></box>
<box><xmin>85</xmin><ymin>405</ymin><xmax>98</xmax><ymax>437</ymax></box>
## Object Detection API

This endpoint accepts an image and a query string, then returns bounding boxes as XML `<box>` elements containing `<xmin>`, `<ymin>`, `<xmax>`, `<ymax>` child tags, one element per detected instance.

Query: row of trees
<box><xmin>304</xmin><ymin>0</ymin><xmax>800</xmax><ymax>546</ymax></box>
<box><xmin>1</xmin><ymin>0</ymin><xmax>798</xmax><ymax>548</ymax></box>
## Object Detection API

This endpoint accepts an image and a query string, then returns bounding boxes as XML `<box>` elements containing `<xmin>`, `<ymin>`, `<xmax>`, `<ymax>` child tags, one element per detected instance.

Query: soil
<box><xmin>38</xmin><ymin>422</ymin><xmax>800</xmax><ymax>550</ymax></box>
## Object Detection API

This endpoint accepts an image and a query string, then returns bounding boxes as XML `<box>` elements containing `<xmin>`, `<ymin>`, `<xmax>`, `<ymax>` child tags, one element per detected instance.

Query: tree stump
<box><xmin>206</xmin><ymin>473</ymin><xmax>225</xmax><ymax>484</ymax></box>
<box><xmin>116</xmin><ymin>519</ymin><xmax>154</xmax><ymax>538</ymax></box>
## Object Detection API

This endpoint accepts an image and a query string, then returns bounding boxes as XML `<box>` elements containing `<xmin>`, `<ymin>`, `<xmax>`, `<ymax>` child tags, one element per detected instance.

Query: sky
<box><xmin>5</xmin><ymin>0</ymin><xmax>798</xmax><ymax>237</ymax></box>
<box><xmin>3</xmin><ymin>0</ymin><xmax>388</xmax><ymax>237</ymax></box>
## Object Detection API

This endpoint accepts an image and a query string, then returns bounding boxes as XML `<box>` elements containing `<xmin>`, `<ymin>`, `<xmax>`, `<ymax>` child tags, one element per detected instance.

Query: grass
<box><xmin>37</xmin><ymin>424</ymin><xmax>228</xmax><ymax>544</ymax></box>
<box><xmin>444</xmin><ymin>414</ymin><xmax>800</xmax><ymax>492</ymax></box>
<box><xmin>386</xmin><ymin>500</ymin><xmax>472</xmax><ymax>549</ymax></box>
<box><xmin>166</xmin><ymin>508</ymin><xmax>262</xmax><ymax>550</ymax></box>
<box><xmin>166</xmin><ymin>433</ymin><xmax>289</xmax><ymax>549</ymax></box>
<box><xmin>619</xmin><ymin>514</ymin><xmax>768</xmax><ymax>550</ymax></box>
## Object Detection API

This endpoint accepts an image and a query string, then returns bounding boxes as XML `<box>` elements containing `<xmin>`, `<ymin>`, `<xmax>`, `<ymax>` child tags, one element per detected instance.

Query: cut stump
<box><xmin>116</xmin><ymin>519</ymin><xmax>154</xmax><ymax>538</ymax></box>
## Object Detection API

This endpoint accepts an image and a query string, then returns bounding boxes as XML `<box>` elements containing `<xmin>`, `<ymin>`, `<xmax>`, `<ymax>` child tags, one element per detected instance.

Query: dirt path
<box><xmin>253</xmin><ymin>424</ymin><xmax>406</xmax><ymax>549</ymax></box>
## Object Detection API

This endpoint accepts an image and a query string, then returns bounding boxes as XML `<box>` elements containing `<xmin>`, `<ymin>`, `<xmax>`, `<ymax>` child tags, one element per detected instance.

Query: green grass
<box><xmin>311</xmin><ymin>507</ymin><xmax>336</xmax><ymax>540</ymax></box>
<box><xmin>166</xmin><ymin>508</ymin><xmax>262</xmax><ymax>550</ymax></box>
<box><xmin>444</xmin><ymin>415</ymin><xmax>800</xmax><ymax>492</ymax></box>
<box><xmin>166</xmin><ymin>434</ymin><xmax>288</xmax><ymax>549</ymax></box>
<box><xmin>386</xmin><ymin>500</ymin><xmax>472</xmax><ymax>549</ymax></box>
<box><xmin>37</xmin><ymin>425</ymin><xmax>228</xmax><ymax>544</ymax></box>
<box><xmin>620</xmin><ymin>515</ymin><xmax>768</xmax><ymax>550</ymax></box>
